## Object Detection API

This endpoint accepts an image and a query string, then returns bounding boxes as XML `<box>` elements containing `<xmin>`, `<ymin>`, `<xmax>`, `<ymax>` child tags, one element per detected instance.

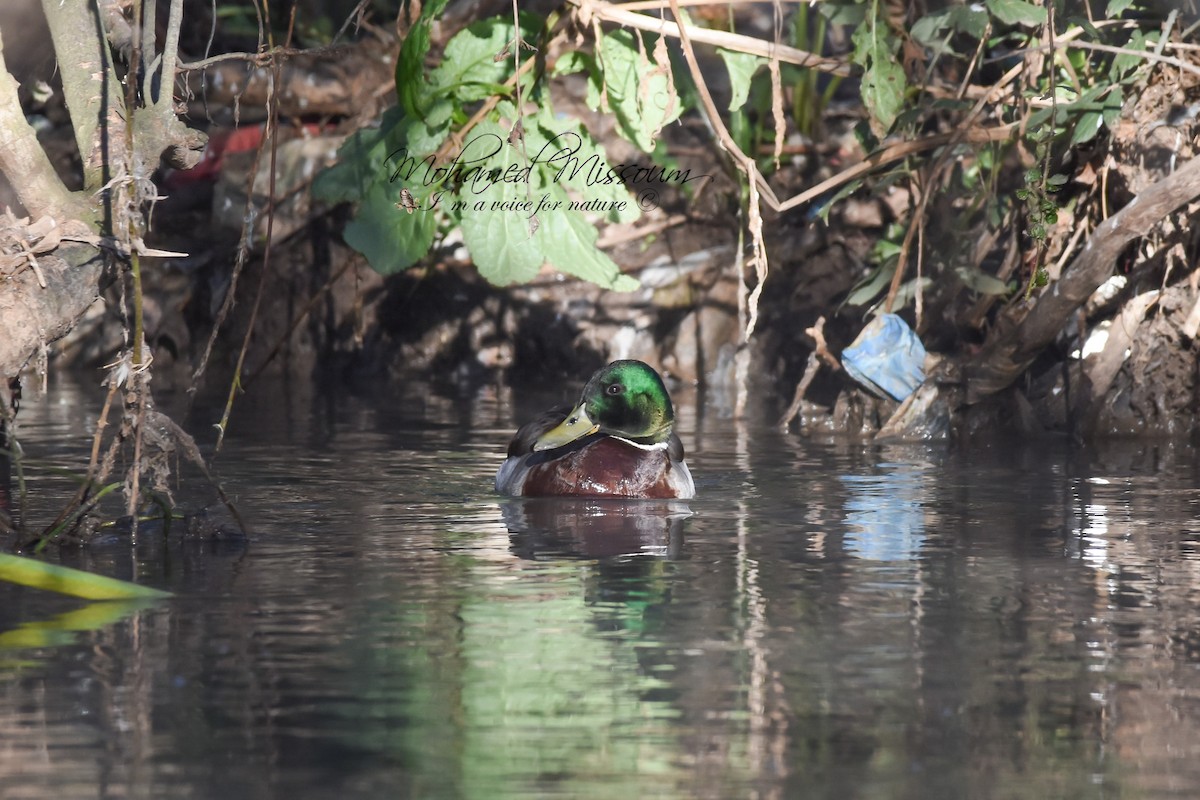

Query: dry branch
<box><xmin>967</xmin><ymin>155</ymin><xmax>1200</xmax><ymax>401</ymax></box>
<box><xmin>575</xmin><ymin>0</ymin><xmax>854</xmax><ymax>76</ymax></box>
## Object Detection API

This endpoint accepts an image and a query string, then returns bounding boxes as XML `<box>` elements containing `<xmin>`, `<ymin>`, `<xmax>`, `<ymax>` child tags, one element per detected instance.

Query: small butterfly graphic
<box><xmin>395</xmin><ymin>188</ymin><xmax>419</xmax><ymax>214</ymax></box>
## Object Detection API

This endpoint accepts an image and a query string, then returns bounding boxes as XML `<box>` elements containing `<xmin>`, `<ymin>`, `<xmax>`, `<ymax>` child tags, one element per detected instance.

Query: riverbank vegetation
<box><xmin>2</xmin><ymin>0</ymin><xmax>1199</xmax><ymax>543</ymax></box>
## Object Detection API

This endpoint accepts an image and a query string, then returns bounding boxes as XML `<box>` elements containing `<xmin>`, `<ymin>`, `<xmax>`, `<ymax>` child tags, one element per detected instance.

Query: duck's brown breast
<box><xmin>522</xmin><ymin>437</ymin><xmax>680</xmax><ymax>499</ymax></box>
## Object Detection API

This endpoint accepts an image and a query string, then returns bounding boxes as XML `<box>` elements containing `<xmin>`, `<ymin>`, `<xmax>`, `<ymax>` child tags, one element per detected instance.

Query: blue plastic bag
<box><xmin>841</xmin><ymin>314</ymin><xmax>926</xmax><ymax>402</ymax></box>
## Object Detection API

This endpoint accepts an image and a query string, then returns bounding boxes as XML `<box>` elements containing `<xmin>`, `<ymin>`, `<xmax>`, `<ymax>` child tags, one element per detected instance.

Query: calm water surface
<box><xmin>3</xmin><ymin>376</ymin><xmax>1200</xmax><ymax>799</ymax></box>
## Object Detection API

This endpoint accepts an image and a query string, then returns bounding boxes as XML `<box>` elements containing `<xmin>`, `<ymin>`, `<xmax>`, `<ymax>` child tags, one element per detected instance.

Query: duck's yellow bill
<box><xmin>533</xmin><ymin>404</ymin><xmax>599</xmax><ymax>451</ymax></box>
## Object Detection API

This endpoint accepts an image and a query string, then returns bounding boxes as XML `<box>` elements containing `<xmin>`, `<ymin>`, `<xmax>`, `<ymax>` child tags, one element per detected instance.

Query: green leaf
<box><xmin>872</xmin><ymin>239</ymin><xmax>904</xmax><ymax>262</ymax></box>
<box><xmin>431</xmin><ymin>17</ymin><xmax>515</xmax><ymax>104</ymax></box>
<box><xmin>986</xmin><ymin>0</ymin><xmax>1048</xmax><ymax>27</ymax></box>
<box><xmin>819</xmin><ymin>3</ymin><xmax>866</xmax><ymax>25</ymax></box>
<box><xmin>344</xmin><ymin>181</ymin><xmax>437</xmax><ymax>275</ymax></box>
<box><xmin>955</xmin><ymin>266</ymin><xmax>1012</xmax><ymax>296</ymax></box>
<box><xmin>314</xmin><ymin>107</ymin><xmax>407</xmax><ymax>203</ymax></box>
<box><xmin>553</xmin><ymin>51</ymin><xmax>593</xmax><ymax>77</ymax></box>
<box><xmin>1106</xmin><ymin>0</ymin><xmax>1135</xmax><ymax>15</ymax></box>
<box><xmin>845</xmin><ymin>260</ymin><xmax>895</xmax><ymax>306</ymax></box>
<box><xmin>598</xmin><ymin>30</ymin><xmax>682</xmax><ymax>151</ymax></box>
<box><xmin>461</xmin><ymin>185</ymin><xmax>545</xmax><ymax>286</ymax></box>
<box><xmin>449</xmin><ymin>119</ymin><xmax>542</xmax><ymax>285</ymax></box>
<box><xmin>1047</xmin><ymin>173</ymin><xmax>1068</xmax><ymax>187</ymax></box>
<box><xmin>851</xmin><ymin>21</ymin><xmax>905</xmax><ymax>135</ymax></box>
<box><xmin>0</xmin><ymin>554</ymin><xmax>170</xmax><ymax>600</ymax></box>
<box><xmin>395</xmin><ymin>0</ymin><xmax>451</xmax><ymax>118</ymax></box>
<box><xmin>524</xmin><ymin>102</ymin><xmax>640</xmax><ymax>225</ymax></box>
<box><xmin>540</xmin><ymin>204</ymin><xmax>638</xmax><ymax>290</ymax></box>
<box><xmin>949</xmin><ymin>5</ymin><xmax>989</xmax><ymax>38</ymax></box>
<box><xmin>910</xmin><ymin>11</ymin><xmax>951</xmax><ymax>48</ymax></box>
<box><xmin>1102</xmin><ymin>84</ymin><xmax>1124</xmax><ymax>129</ymax></box>
<box><xmin>1070</xmin><ymin>110</ymin><xmax>1104</xmax><ymax>145</ymax></box>
<box><xmin>718</xmin><ymin>48</ymin><xmax>763</xmax><ymax>112</ymax></box>
<box><xmin>815</xmin><ymin>178</ymin><xmax>864</xmax><ymax>223</ymax></box>
<box><xmin>1111</xmin><ymin>31</ymin><xmax>1147</xmax><ymax>81</ymax></box>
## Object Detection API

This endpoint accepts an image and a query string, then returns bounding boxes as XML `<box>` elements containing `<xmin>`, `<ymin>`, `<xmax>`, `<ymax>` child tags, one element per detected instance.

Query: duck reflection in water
<box><xmin>502</xmin><ymin>498</ymin><xmax>690</xmax><ymax>560</ymax></box>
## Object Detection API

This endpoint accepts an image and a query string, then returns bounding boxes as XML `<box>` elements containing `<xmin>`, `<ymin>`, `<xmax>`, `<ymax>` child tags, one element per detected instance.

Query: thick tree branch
<box><xmin>40</xmin><ymin>0</ymin><xmax>127</xmax><ymax>191</ymax></box>
<box><xmin>133</xmin><ymin>0</ymin><xmax>205</xmax><ymax>173</ymax></box>
<box><xmin>0</xmin><ymin>37</ymin><xmax>91</xmax><ymax>220</ymax></box>
<box><xmin>967</xmin><ymin>155</ymin><xmax>1200</xmax><ymax>401</ymax></box>
<box><xmin>0</xmin><ymin>244</ymin><xmax>105</xmax><ymax>378</ymax></box>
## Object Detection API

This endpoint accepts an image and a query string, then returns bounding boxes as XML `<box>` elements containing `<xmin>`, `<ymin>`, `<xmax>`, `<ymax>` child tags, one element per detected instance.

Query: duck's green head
<box><xmin>533</xmin><ymin>360</ymin><xmax>676</xmax><ymax>451</ymax></box>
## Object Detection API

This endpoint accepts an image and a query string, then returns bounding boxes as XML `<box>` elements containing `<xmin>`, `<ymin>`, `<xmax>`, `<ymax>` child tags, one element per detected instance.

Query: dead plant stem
<box><xmin>215</xmin><ymin>4</ymin><xmax>292</xmax><ymax>452</ymax></box>
<box><xmin>777</xmin><ymin>317</ymin><xmax>838</xmax><ymax>430</ymax></box>
<box><xmin>667</xmin><ymin>0</ymin><xmax>771</xmax><ymax>415</ymax></box>
<box><xmin>579</xmin><ymin>0</ymin><xmax>852</xmax><ymax>76</ymax></box>
<box><xmin>128</xmin><ymin>375</ymin><xmax>147</xmax><ymax>535</ymax></box>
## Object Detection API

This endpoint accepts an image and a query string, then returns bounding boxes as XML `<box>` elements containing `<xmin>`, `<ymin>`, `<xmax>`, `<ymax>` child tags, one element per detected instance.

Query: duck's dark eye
<box><xmin>606</xmin><ymin>384</ymin><xmax>624</xmax><ymax>396</ymax></box>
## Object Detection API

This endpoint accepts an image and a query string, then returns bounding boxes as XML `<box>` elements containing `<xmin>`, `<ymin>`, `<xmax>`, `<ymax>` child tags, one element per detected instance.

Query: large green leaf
<box><xmin>852</xmin><ymin>21</ymin><xmax>905</xmax><ymax>135</ymax></box>
<box><xmin>552</xmin><ymin>51</ymin><xmax>592</xmax><ymax>77</ymax></box>
<box><xmin>313</xmin><ymin>106</ymin><xmax>407</xmax><ymax>203</ymax></box>
<box><xmin>395</xmin><ymin>0</ymin><xmax>451</xmax><ymax>118</ymax></box>
<box><xmin>1111</xmin><ymin>32</ymin><xmax>1147</xmax><ymax>82</ymax></box>
<box><xmin>539</xmin><ymin>194</ymin><xmax>638</xmax><ymax>291</ymax></box>
<box><xmin>431</xmin><ymin>17</ymin><xmax>515</xmax><ymax>104</ymax></box>
<box><xmin>718</xmin><ymin>48</ymin><xmax>763</xmax><ymax>113</ymax></box>
<box><xmin>343</xmin><ymin>181</ymin><xmax>437</xmax><ymax>275</ymax></box>
<box><xmin>454</xmin><ymin>119</ymin><xmax>543</xmax><ymax>285</ymax></box>
<box><xmin>986</xmin><ymin>0</ymin><xmax>1047</xmax><ymax>27</ymax></box>
<box><xmin>956</xmin><ymin>266</ymin><xmax>1012</xmax><ymax>295</ymax></box>
<box><xmin>461</xmin><ymin>184</ymin><xmax>546</xmax><ymax>286</ymax></box>
<box><xmin>523</xmin><ymin>102</ymin><xmax>640</xmax><ymax>225</ymax></box>
<box><xmin>846</xmin><ymin>260</ymin><xmax>896</xmax><ymax>306</ymax></box>
<box><xmin>950</xmin><ymin>5</ymin><xmax>990</xmax><ymax>38</ymax></box>
<box><xmin>597</xmin><ymin>30</ymin><xmax>682</xmax><ymax>151</ymax></box>
<box><xmin>314</xmin><ymin>106</ymin><xmax>450</xmax><ymax>205</ymax></box>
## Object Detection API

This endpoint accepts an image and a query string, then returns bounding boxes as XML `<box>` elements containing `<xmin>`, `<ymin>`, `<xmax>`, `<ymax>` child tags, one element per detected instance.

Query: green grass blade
<box><xmin>0</xmin><ymin>600</ymin><xmax>160</xmax><ymax>650</ymax></box>
<box><xmin>0</xmin><ymin>554</ymin><xmax>170</xmax><ymax>599</ymax></box>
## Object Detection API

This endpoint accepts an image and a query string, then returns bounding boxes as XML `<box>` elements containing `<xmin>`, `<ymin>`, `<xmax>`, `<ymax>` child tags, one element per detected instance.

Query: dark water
<box><xmin>4</xmin><ymin>376</ymin><xmax>1200</xmax><ymax>799</ymax></box>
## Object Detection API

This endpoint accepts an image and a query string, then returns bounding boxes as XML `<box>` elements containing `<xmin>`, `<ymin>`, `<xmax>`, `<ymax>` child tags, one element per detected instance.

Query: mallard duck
<box><xmin>495</xmin><ymin>360</ymin><xmax>696</xmax><ymax>499</ymax></box>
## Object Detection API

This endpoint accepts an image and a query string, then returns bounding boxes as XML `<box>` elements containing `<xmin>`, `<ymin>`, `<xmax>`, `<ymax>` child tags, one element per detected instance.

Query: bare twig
<box><xmin>577</xmin><ymin>0</ymin><xmax>853</xmax><ymax>76</ymax></box>
<box><xmin>777</xmin><ymin>316</ymin><xmax>839</xmax><ymax>430</ymax></box>
<box><xmin>158</xmin><ymin>0</ymin><xmax>184</xmax><ymax>109</ymax></box>
<box><xmin>179</xmin><ymin>47</ymin><xmax>306</xmax><ymax>72</ymax></box>
<box><xmin>595</xmin><ymin>213</ymin><xmax>689</xmax><ymax>249</ymax></box>
<box><xmin>1004</xmin><ymin>38</ymin><xmax>1200</xmax><ymax>81</ymax></box>
<box><xmin>127</xmin><ymin>371</ymin><xmax>148</xmax><ymax>535</ymax></box>
<box><xmin>214</xmin><ymin>3</ymin><xmax>294</xmax><ymax>453</ymax></box>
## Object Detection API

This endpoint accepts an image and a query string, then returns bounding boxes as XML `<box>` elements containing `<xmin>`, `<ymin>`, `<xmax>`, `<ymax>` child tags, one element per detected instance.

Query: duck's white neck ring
<box><xmin>612</xmin><ymin>436</ymin><xmax>669</xmax><ymax>451</ymax></box>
